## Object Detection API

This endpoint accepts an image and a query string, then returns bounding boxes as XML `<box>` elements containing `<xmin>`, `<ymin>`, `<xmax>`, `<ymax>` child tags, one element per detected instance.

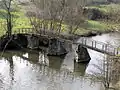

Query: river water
<box><xmin>0</xmin><ymin>33</ymin><xmax>120</xmax><ymax>90</ymax></box>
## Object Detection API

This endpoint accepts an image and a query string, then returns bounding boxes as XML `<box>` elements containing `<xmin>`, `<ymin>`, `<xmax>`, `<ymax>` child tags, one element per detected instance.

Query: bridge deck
<box><xmin>74</xmin><ymin>37</ymin><xmax>120</xmax><ymax>56</ymax></box>
<box><xmin>2</xmin><ymin>28</ymin><xmax>120</xmax><ymax>56</ymax></box>
<box><xmin>13</xmin><ymin>28</ymin><xmax>73</xmax><ymax>43</ymax></box>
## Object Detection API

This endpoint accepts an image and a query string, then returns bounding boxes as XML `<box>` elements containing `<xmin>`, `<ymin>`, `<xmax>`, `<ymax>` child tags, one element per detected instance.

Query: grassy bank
<box><xmin>1</xmin><ymin>3</ymin><xmax>120</xmax><ymax>37</ymax></box>
<box><xmin>76</xmin><ymin>3</ymin><xmax>120</xmax><ymax>35</ymax></box>
<box><xmin>0</xmin><ymin>9</ymin><xmax>32</xmax><ymax>36</ymax></box>
<box><xmin>88</xmin><ymin>3</ymin><xmax>120</xmax><ymax>14</ymax></box>
<box><xmin>0</xmin><ymin>15</ymin><xmax>118</xmax><ymax>37</ymax></box>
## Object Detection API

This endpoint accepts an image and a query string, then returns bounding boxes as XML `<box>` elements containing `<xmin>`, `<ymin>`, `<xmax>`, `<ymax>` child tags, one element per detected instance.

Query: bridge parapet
<box><xmin>12</xmin><ymin>28</ymin><xmax>74</xmax><ymax>42</ymax></box>
<box><xmin>13</xmin><ymin>28</ymin><xmax>35</xmax><ymax>34</ymax></box>
<box><xmin>75</xmin><ymin>37</ymin><xmax>120</xmax><ymax>56</ymax></box>
<box><xmin>2</xmin><ymin>28</ymin><xmax>120</xmax><ymax>56</ymax></box>
<box><xmin>13</xmin><ymin>28</ymin><xmax>61</xmax><ymax>36</ymax></box>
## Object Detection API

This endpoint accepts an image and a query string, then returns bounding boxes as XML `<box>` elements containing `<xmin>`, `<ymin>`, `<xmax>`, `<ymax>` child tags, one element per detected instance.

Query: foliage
<box><xmin>0</xmin><ymin>1</ymin><xmax>120</xmax><ymax>37</ymax></box>
<box><xmin>88</xmin><ymin>4</ymin><xmax>120</xmax><ymax>15</ymax></box>
<box><xmin>28</xmin><ymin>0</ymin><xmax>86</xmax><ymax>34</ymax></box>
<box><xmin>0</xmin><ymin>9</ymin><xmax>32</xmax><ymax>36</ymax></box>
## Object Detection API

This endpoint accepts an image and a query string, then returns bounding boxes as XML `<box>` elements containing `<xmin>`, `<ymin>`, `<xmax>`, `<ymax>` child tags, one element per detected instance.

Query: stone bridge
<box><xmin>13</xmin><ymin>28</ymin><xmax>119</xmax><ymax>56</ymax></box>
<box><xmin>0</xmin><ymin>28</ymin><xmax>120</xmax><ymax>62</ymax></box>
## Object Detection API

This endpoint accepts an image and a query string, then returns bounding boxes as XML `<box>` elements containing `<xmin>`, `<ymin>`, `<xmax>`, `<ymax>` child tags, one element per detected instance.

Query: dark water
<box><xmin>1</xmin><ymin>32</ymin><xmax>120</xmax><ymax>90</ymax></box>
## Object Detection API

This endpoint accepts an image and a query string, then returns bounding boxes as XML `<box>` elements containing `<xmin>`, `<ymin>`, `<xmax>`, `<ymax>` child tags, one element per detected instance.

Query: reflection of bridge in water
<box><xmin>0</xmin><ymin>50</ymin><xmax>91</xmax><ymax>90</ymax></box>
<box><xmin>0</xmin><ymin>50</ymin><xmax>88</xmax><ymax>79</ymax></box>
<box><xmin>11</xmin><ymin>28</ymin><xmax>120</xmax><ymax>56</ymax></box>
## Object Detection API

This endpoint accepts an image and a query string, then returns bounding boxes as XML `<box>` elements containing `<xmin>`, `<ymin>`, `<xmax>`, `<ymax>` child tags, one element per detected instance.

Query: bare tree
<box><xmin>64</xmin><ymin>0</ymin><xmax>85</xmax><ymax>34</ymax></box>
<box><xmin>0</xmin><ymin>0</ymin><xmax>15</xmax><ymax>36</ymax></box>
<box><xmin>27</xmin><ymin>0</ymin><xmax>86</xmax><ymax>35</ymax></box>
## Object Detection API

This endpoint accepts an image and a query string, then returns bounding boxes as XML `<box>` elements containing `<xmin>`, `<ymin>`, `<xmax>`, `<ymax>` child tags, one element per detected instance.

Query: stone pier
<box><xmin>76</xmin><ymin>45</ymin><xmax>91</xmax><ymax>62</ymax></box>
<box><xmin>48</xmin><ymin>38</ymin><xmax>68</xmax><ymax>56</ymax></box>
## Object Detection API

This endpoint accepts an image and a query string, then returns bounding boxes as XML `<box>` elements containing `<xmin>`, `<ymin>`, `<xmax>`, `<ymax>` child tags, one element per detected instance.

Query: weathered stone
<box><xmin>74</xmin><ymin>62</ymin><xmax>88</xmax><ymax>76</ymax></box>
<box><xmin>27</xmin><ymin>35</ymin><xmax>39</xmax><ymax>49</ymax></box>
<box><xmin>48</xmin><ymin>38</ymin><xmax>67</xmax><ymax>56</ymax></box>
<box><xmin>0</xmin><ymin>35</ymin><xmax>10</xmax><ymax>50</ymax></box>
<box><xmin>15</xmin><ymin>34</ymin><xmax>28</xmax><ymax>48</ymax></box>
<box><xmin>0</xmin><ymin>34</ymin><xmax>28</xmax><ymax>50</ymax></box>
<box><xmin>48</xmin><ymin>56</ymin><xmax>64</xmax><ymax>70</ymax></box>
<box><xmin>76</xmin><ymin>45</ymin><xmax>91</xmax><ymax>62</ymax></box>
<box><xmin>38</xmin><ymin>36</ymin><xmax>49</xmax><ymax>47</ymax></box>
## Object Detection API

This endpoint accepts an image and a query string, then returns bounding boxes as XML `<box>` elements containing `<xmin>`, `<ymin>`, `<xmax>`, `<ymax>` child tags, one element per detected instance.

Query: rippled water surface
<box><xmin>0</xmin><ymin>33</ymin><xmax>120</xmax><ymax>90</ymax></box>
<box><xmin>0</xmin><ymin>50</ymin><xmax>103</xmax><ymax>90</ymax></box>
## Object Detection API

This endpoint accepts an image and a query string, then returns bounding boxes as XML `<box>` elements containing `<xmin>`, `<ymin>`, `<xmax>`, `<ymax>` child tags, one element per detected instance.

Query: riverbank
<box><xmin>0</xmin><ymin>3</ymin><xmax>120</xmax><ymax>38</ymax></box>
<box><xmin>74</xmin><ymin>28</ymin><xmax>116</xmax><ymax>37</ymax></box>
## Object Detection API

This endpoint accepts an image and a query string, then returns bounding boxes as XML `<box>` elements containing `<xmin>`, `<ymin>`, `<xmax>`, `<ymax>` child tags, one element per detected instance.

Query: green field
<box><xmin>0</xmin><ymin>3</ymin><xmax>120</xmax><ymax>36</ymax></box>
<box><xmin>88</xmin><ymin>4</ymin><xmax>120</xmax><ymax>13</ymax></box>
<box><xmin>0</xmin><ymin>8</ymin><xmax>32</xmax><ymax>36</ymax></box>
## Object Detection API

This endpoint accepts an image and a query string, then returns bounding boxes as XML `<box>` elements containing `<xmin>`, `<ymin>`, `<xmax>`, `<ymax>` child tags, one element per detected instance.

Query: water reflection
<box><xmin>48</xmin><ymin>56</ymin><xmax>64</xmax><ymax>70</ymax></box>
<box><xmin>0</xmin><ymin>50</ymin><xmax>102</xmax><ymax>90</ymax></box>
<box><xmin>1</xmin><ymin>50</ymin><xmax>88</xmax><ymax>76</ymax></box>
<box><xmin>8</xmin><ymin>56</ymin><xmax>14</xmax><ymax>89</ymax></box>
<box><xmin>1</xmin><ymin>33</ymin><xmax>119</xmax><ymax>90</ymax></box>
<box><xmin>74</xmin><ymin>62</ymin><xmax>89</xmax><ymax>76</ymax></box>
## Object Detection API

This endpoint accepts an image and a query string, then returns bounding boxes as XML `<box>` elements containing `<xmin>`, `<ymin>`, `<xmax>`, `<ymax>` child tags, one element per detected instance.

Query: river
<box><xmin>0</xmin><ymin>32</ymin><xmax>120</xmax><ymax>90</ymax></box>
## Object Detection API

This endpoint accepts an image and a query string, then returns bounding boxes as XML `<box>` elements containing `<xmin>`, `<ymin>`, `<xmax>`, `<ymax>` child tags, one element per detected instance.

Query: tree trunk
<box><xmin>7</xmin><ymin>9</ymin><xmax>12</xmax><ymax>37</ymax></box>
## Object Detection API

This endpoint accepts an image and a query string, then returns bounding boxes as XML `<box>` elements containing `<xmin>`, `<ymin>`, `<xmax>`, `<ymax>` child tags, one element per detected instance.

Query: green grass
<box><xmin>74</xmin><ymin>20</ymin><xmax>112</xmax><ymax>35</ymax></box>
<box><xmin>0</xmin><ymin>11</ymin><xmax>118</xmax><ymax>37</ymax></box>
<box><xmin>0</xmin><ymin>9</ymin><xmax>32</xmax><ymax>36</ymax></box>
<box><xmin>88</xmin><ymin>4</ymin><xmax>120</xmax><ymax>14</ymax></box>
<box><xmin>1</xmin><ymin>3</ymin><xmax>120</xmax><ymax>37</ymax></box>
<box><xmin>12</xmin><ymin>10</ymin><xmax>32</xmax><ymax>30</ymax></box>
<box><xmin>85</xmin><ymin>20</ymin><xmax>108</xmax><ymax>30</ymax></box>
<box><xmin>75</xmin><ymin>4</ymin><xmax>120</xmax><ymax>35</ymax></box>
